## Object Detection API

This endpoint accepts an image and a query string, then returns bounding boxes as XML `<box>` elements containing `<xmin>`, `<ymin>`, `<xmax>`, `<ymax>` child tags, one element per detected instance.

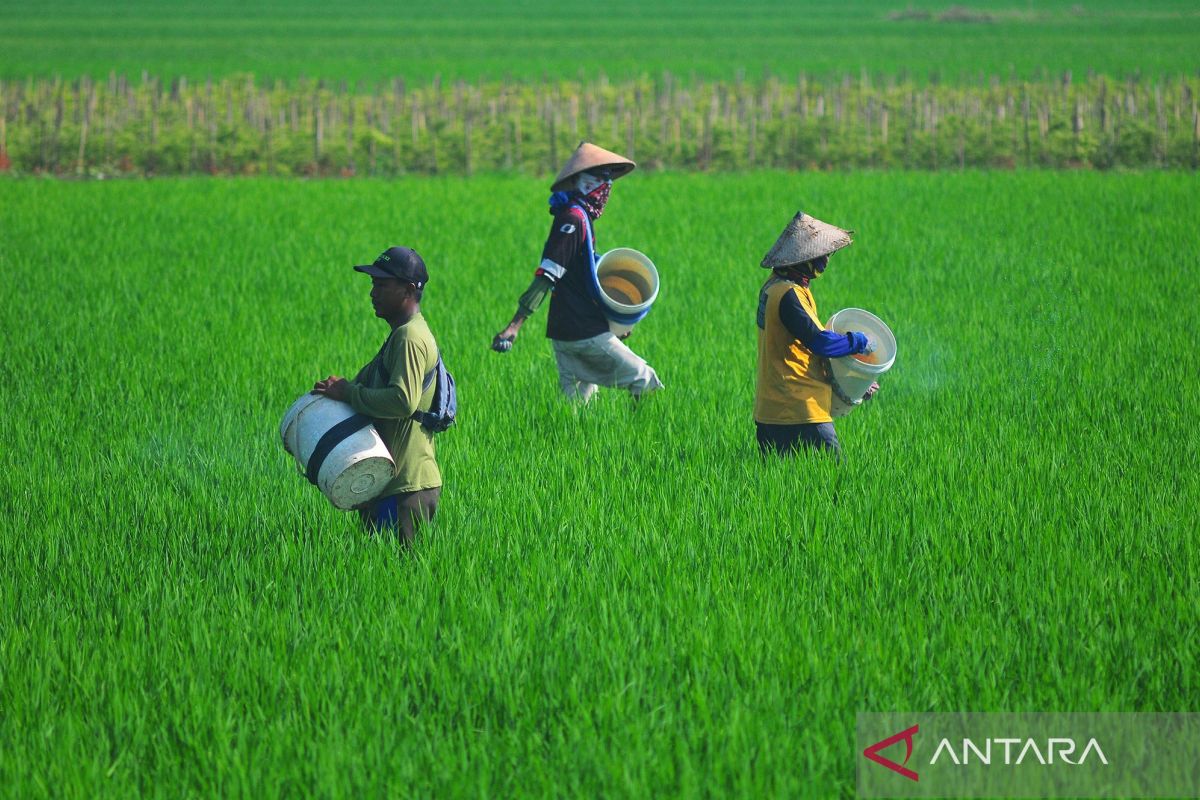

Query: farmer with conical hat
<box><xmin>490</xmin><ymin>141</ymin><xmax>663</xmax><ymax>402</ymax></box>
<box><xmin>754</xmin><ymin>212</ymin><xmax>878</xmax><ymax>458</ymax></box>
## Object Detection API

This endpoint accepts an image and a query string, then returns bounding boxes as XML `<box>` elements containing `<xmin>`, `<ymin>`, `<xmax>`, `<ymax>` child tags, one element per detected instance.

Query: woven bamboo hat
<box><xmin>551</xmin><ymin>141</ymin><xmax>636</xmax><ymax>191</ymax></box>
<box><xmin>761</xmin><ymin>211</ymin><xmax>853</xmax><ymax>269</ymax></box>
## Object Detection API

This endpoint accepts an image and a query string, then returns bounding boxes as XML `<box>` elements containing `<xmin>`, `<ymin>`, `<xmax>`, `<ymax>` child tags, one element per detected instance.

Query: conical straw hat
<box><xmin>760</xmin><ymin>211</ymin><xmax>853</xmax><ymax>269</ymax></box>
<box><xmin>551</xmin><ymin>141</ymin><xmax>636</xmax><ymax>191</ymax></box>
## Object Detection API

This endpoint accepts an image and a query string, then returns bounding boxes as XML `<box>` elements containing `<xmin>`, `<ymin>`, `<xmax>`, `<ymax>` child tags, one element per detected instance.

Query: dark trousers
<box><xmin>756</xmin><ymin>421</ymin><xmax>842</xmax><ymax>460</ymax></box>
<box><xmin>358</xmin><ymin>487</ymin><xmax>442</xmax><ymax>543</ymax></box>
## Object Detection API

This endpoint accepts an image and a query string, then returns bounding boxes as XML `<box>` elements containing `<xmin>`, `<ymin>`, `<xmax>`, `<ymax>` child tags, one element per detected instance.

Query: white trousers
<box><xmin>551</xmin><ymin>333</ymin><xmax>664</xmax><ymax>402</ymax></box>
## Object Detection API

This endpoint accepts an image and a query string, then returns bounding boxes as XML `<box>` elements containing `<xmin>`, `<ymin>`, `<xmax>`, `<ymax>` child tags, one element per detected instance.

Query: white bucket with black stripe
<box><xmin>280</xmin><ymin>394</ymin><xmax>394</xmax><ymax>510</ymax></box>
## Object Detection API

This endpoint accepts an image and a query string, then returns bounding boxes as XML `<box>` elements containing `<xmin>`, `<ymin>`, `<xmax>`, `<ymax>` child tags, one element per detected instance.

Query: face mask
<box><xmin>574</xmin><ymin>172</ymin><xmax>613</xmax><ymax>218</ymax></box>
<box><xmin>776</xmin><ymin>255</ymin><xmax>830</xmax><ymax>288</ymax></box>
<box><xmin>576</xmin><ymin>172</ymin><xmax>609</xmax><ymax>195</ymax></box>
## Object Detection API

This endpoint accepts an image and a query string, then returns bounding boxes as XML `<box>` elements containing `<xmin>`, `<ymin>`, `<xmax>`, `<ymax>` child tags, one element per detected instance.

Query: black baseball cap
<box><xmin>353</xmin><ymin>246</ymin><xmax>429</xmax><ymax>287</ymax></box>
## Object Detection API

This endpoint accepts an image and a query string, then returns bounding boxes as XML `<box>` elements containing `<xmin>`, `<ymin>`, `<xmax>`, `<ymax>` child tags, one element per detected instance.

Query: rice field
<box><xmin>2</xmin><ymin>172</ymin><xmax>1197</xmax><ymax>796</ymax></box>
<box><xmin>3</xmin><ymin>0</ymin><xmax>1200</xmax><ymax>82</ymax></box>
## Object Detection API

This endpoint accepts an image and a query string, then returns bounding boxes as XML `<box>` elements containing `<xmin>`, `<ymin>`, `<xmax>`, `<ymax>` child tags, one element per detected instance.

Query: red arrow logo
<box><xmin>863</xmin><ymin>724</ymin><xmax>920</xmax><ymax>782</ymax></box>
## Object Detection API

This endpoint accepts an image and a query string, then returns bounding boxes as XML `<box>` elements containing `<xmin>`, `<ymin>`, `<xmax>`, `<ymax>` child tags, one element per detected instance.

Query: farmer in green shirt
<box><xmin>314</xmin><ymin>246</ymin><xmax>442</xmax><ymax>543</ymax></box>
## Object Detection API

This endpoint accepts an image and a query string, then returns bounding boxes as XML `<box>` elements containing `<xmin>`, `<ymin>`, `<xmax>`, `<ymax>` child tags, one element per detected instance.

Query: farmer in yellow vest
<box><xmin>755</xmin><ymin>212</ymin><xmax>878</xmax><ymax>458</ymax></box>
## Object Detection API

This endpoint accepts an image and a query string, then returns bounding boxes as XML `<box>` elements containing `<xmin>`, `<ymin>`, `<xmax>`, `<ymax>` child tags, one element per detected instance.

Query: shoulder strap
<box><xmin>568</xmin><ymin>205</ymin><xmax>596</xmax><ymax>258</ymax></box>
<box><xmin>570</xmin><ymin>204</ymin><xmax>608</xmax><ymax>309</ymax></box>
<box><xmin>372</xmin><ymin>327</ymin><xmax>401</xmax><ymax>384</ymax></box>
<box><xmin>421</xmin><ymin>355</ymin><xmax>440</xmax><ymax>393</ymax></box>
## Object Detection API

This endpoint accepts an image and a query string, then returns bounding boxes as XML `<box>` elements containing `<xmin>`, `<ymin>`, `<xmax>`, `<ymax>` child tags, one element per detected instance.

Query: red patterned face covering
<box><xmin>575</xmin><ymin>173</ymin><xmax>613</xmax><ymax>218</ymax></box>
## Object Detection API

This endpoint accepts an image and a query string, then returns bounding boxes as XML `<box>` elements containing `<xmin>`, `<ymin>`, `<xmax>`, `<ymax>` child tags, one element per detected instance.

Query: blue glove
<box><xmin>847</xmin><ymin>331</ymin><xmax>873</xmax><ymax>354</ymax></box>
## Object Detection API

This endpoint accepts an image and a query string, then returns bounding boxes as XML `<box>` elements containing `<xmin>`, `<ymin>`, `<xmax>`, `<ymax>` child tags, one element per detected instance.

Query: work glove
<box><xmin>847</xmin><ymin>331</ymin><xmax>875</xmax><ymax>355</ymax></box>
<box><xmin>491</xmin><ymin>334</ymin><xmax>514</xmax><ymax>353</ymax></box>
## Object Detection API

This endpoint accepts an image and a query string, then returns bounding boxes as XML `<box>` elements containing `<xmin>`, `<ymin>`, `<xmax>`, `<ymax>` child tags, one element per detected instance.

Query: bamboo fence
<box><xmin>1</xmin><ymin>72</ymin><xmax>1197</xmax><ymax>176</ymax></box>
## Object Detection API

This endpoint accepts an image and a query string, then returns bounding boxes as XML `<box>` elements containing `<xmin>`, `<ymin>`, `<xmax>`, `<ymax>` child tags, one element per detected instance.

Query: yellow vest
<box><xmin>754</xmin><ymin>277</ymin><xmax>833</xmax><ymax>424</ymax></box>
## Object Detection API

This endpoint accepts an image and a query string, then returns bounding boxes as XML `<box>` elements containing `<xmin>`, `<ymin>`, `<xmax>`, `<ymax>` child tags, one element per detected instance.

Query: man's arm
<box><xmin>779</xmin><ymin>291</ymin><xmax>868</xmax><ymax>357</ymax></box>
<box><xmin>344</xmin><ymin>337</ymin><xmax>430</xmax><ymax>419</ymax></box>
<box><xmin>492</xmin><ymin>273</ymin><xmax>555</xmax><ymax>351</ymax></box>
<box><xmin>492</xmin><ymin>211</ymin><xmax>582</xmax><ymax>353</ymax></box>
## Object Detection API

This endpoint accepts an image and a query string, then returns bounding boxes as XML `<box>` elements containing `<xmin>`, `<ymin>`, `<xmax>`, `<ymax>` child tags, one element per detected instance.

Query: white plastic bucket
<box><xmin>280</xmin><ymin>393</ymin><xmax>394</xmax><ymax>510</ymax></box>
<box><xmin>824</xmin><ymin>308</ymin><xmax>897</xmax><ymax>418</ymax></box>
<box><xmin>595</xmin><ymin>248</ymin><xmax>659</xmax><ymax>336</ymax></box>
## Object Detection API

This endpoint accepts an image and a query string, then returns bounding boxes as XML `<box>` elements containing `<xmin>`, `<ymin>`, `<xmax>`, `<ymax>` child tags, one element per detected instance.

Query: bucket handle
<box><xmin>825</xmin><ymin>360</ymin><xmax>860</xmax><ymax>406</ymax></box>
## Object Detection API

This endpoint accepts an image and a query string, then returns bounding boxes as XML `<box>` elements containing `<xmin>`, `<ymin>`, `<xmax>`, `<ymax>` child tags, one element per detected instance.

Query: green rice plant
<box><xmin>2</xmin><ymin>0</ymin><xmax>1200</xmax><ymax>82</ymax></box>
<box><xmin>0</xmin><ymin>172</ymin><xmax>1196</xmax><ymax>796</ymax></box>
<box><xmin>7</xmin><ymin>0</ymin><xmax>1200</xmax><ymax>83</ymax></box>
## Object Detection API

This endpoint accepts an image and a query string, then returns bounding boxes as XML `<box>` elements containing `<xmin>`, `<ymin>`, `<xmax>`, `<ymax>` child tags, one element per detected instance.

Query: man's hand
<box><xmin>848</xmin><ymin>331</ymin><xmax>873</xmax><ymax>354</ymax></box>
<box><xmin>313</xmin><ymin>375</ymin><xmax>350</xmax><ymax>402</ymax></box>
<box><xmin>618</xmin><ymin>330</ymin><xmax>632</xmax><ymax>341</ymax></box>
<box><xmin>491</xmin><ymin>323</ymin><xmax>520</xmax><ymax>353</ymax></box>
<box><xmin>862</xmin><ymin>381</ymin><xmax>880</xmax><ymax>402</ymax></box>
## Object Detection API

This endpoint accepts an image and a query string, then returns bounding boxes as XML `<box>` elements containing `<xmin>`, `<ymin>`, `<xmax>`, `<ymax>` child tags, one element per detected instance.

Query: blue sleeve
<box><xmin>778</xmin><ymin>290</ymin><xmax>856</xmax><ymax>357</ymax></box>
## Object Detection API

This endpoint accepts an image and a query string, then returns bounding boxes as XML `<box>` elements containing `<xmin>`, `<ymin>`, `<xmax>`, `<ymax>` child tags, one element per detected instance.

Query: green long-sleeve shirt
<box><xmin>345</xmin><ymin>312</ymin><xmax>442</xmax><ymax>495</ymax></box>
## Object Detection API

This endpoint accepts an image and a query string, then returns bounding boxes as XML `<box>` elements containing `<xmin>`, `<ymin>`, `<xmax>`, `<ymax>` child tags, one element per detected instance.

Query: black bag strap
<box><xmin>422</xmin><ymin>358</ymin><xmax>438</xmax><ymax>393</ymax></box>
<box><xmin>411</xmin><ymin>357</ymin><xmax>440</xmax><ymax>427</ymax></box>
<box><xmin>305</xmin><ymin>413</ymin><xmax>373</xmax><ymax>485</ymax></box>
<box><xmin>371</xmin><ymin>327</ymin><xmax>401</xmax><ymax>384</ymax></box>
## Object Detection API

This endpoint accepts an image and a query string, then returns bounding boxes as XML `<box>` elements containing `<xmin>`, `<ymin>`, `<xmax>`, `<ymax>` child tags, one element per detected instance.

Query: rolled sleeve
<box><xmin>536</xmin><ymin>258</ymin><xmax>566</xmax><ymax>282</ymax></box>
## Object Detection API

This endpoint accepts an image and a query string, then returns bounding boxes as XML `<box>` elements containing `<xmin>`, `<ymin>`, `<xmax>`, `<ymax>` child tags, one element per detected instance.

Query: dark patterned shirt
<box><xmin>538</xmin><ymin>206</ymin><xmax>610</xmax><ymax>342</ymax></box>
